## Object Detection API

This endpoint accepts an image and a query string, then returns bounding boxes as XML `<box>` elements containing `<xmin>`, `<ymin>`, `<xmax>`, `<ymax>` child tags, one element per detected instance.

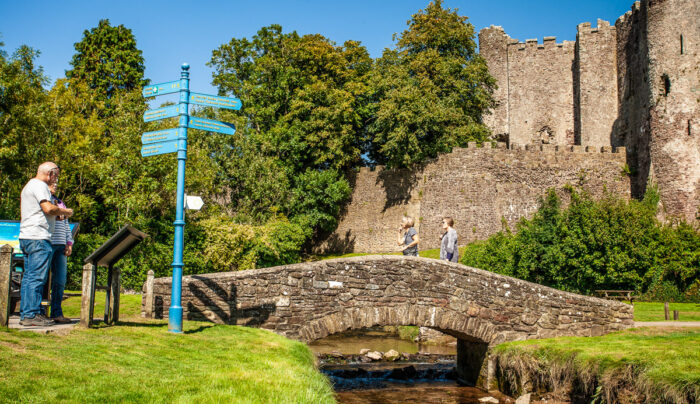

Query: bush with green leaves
<box><xmin>461</xmin><ymin>187</ymin><xmax>700</xmax><ymax>301</ymax></box>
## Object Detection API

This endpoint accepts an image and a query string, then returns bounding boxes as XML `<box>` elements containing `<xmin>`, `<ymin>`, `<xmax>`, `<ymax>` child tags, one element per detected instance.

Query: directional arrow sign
<box><xmin>189</xmin><ymin>117</ymin><xmax>236</xmax><ymax>135</ymax></box>
<box><xmin>141</xmin><ymin>140</ymin><xmax>179</xmax><ymax>157</ymax></box>
<box><xmin>189</xmin><ymin>92</ymin><xmax>241</xmax><ymax>110</ymax></box>
<box><xmin>141</xmin><ymin>128</ymin><xmax>179</xmax><ymax>145</ymax></box>
<box><xmin>142</xmin><ymin>80</ymin><xmax>182</xmax><ymax>97</ymax></box>
<box><xmin>143</xmin><ymin>105</ymin><xmax>182</xmax><ymax>122</ymax></box>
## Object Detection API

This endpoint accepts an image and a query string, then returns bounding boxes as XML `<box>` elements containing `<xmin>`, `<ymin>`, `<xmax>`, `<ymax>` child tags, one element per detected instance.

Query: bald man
<box><xmin>19</xmin><ymin>162</ymin><xmax>73</xmax><ymax>326</ymax></box>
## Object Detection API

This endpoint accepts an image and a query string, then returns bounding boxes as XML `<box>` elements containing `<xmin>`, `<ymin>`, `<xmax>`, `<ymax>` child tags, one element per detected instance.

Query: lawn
<box><xmin>0</xmin><ymin>319</ymin><xmax>334</xmax><ymax>403</ymax></box>
<box><xmin>61</xmin><ymin>290</ymin><xmax>143</xmax><ymax>319</ymax></box>
<box><xmin>493</xmin><ymin>327</ymin><xmax>700</xmax><ymax>403</ymax></box>
<box><xmin>632</xmin><ymin>301</ymin><xmax>700</xmax><ymax>322</ymax></box>
<box><xmin>312</xmin><ymin>246</ymin><xmax>468</xmax><ymax>261</ymax></box>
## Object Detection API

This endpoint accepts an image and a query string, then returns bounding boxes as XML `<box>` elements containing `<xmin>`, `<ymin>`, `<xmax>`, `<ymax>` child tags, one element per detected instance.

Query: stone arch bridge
<box><xmin>142</xmin><ymin>256</ymin><xmax>633</xmax><ymax>386</ymax></box>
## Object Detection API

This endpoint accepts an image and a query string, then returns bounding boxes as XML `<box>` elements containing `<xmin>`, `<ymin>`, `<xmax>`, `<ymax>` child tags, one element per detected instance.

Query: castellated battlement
<box><xmin>356</xmin><ymin>142</ymin><xmax>627</xmax><ymax>175</ymax></box>
<box><xmin>512</xmin><ymin>37</ymin><xmax>575</xmax><ymax>51</ymax></box>
<box><xmin>577</xmin><ymin>19</ymin><xmax>614</xmax><ymax>35</ymax></box>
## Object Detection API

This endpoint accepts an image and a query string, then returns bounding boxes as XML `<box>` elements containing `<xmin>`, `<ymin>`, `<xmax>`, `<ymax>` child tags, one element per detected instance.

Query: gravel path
<box><xmin>635</xmin><ymin>321</ymin><xmax>700</xmax><ymax>327</ymax></box>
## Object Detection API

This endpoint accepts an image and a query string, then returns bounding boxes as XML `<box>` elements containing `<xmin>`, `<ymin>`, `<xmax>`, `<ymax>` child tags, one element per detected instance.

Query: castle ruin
<box><xmin>480</xmin><ymin>0</ymin><xmax>699</xmax><ymax>222</ymax></box>
<box><xmin>319</xmin><ymin>0</ymin><xmax>698</xmax><ymax>254</ymax></box>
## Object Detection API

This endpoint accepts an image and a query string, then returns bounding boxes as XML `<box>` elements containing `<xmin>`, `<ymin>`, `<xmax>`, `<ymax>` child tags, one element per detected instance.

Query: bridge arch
<box><xmin>144</xmin><ymin>255</ymin><xmax>633</xmax><ymax>385</ymax></box>
<box><xmin>298</xmin><ymin>304</ymin><xmax>496</xmax><ymax>345</ymax></box>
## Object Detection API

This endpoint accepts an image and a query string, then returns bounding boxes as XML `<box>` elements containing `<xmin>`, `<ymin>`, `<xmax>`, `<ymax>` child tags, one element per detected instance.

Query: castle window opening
<box><xmin>680</xmin><ymin>34</ymin><xmax>684</xmax><ymax>55</ymax></box>
<box><xmin>689</xmin><ymin>120</ymin><xmax>692</xmax><ymax>137</ymax></box>
<box><xmin>662</xmin><ymin>74</ymin><xmax>671</xmax><ymax>96</ymax></box>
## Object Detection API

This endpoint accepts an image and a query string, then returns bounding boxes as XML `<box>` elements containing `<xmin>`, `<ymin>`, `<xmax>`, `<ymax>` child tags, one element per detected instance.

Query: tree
<box><xmin>0</xmin><ymin>45</ymin><xmax>53</xmax><ymax>218</ymax></box>
<box><xmin>368</xmin><ymin>0</ymin><xmax>496</xmax><ymax>167</ymax></box>
<box><xmin>208</xmin><ymin>25</ymin><xmax>369</xmax><ymax>235</ymax></box>
<box><xmin>66</xmin><ymin>19</ymin><xmax>147</xmax><ymax>101</ymax></box>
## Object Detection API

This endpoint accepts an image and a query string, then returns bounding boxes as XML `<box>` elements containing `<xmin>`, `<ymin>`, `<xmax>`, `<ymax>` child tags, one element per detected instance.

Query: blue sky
<box><xmin>1</xmin><ymin>0</ymin><xmax>634</xmax><ymax>96</ymax></box>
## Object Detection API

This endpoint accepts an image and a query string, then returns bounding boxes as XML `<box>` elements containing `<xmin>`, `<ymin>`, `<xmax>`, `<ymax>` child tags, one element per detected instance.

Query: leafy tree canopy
<box><xmin>368</xmin><ymin>0</ymin><xmax>496</xmax><ymax>167</ymax></box>
<box><xmin>66</xmin><ymin>19</ymin><xmax>147</xmax><ymax>101</ymax></box>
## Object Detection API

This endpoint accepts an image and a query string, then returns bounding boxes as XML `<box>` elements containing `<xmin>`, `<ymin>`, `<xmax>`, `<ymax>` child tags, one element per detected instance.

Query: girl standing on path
<box><xmin>439</xmin><ymin>217</ymin><xmax>459</xmax><ymax>262</ymax></box>
<box><xmin>397</xmin><ymin>216</ymin><xmax>419</xmax><ymax>256</ymax></box>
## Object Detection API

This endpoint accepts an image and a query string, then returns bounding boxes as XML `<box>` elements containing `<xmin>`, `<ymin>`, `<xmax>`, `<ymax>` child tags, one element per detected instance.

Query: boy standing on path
<box><xmin>18</xmin><ymin>162</ymin><xmax>73</xmax><ymax>326</ymax></box>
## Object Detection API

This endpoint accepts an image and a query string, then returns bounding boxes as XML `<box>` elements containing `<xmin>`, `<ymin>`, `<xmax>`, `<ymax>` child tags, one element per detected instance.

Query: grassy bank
<box><xmin>492</xmin><ymin>327</ymin><xmax>700</xmax><ymax>403</ymax></box>
<box><xmin>0</xmin><ymin>319</ymin><xmax>334</xmax><ymax>403</ymax></box>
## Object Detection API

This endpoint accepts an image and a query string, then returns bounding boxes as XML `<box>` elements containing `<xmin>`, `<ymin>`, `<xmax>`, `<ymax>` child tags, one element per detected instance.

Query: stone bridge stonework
<box><xmin>142</xmin><ymin>256</ymin><xmax>633</xmax><ymax>386</ymax></box>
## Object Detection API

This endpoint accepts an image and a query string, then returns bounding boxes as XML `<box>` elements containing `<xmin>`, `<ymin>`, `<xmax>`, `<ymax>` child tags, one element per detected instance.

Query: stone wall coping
<box><xmin>149</xmin><ymin>255</ymin><xmax>631</xmax><ymax>310</ymax></box>
<box><xmin>355</xmin><ymin>143</ymin><xmax>627</xmax><ymax>173</ymax></box>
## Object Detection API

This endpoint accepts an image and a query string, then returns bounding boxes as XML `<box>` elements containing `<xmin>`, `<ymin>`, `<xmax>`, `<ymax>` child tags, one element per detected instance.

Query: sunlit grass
<box><xmin>632</xmin><ymin>302</ymin><xmax>700</xmax><ymax>322</ymax></box>
<box><xmin>0</xmin><ymin>320</ymin><xmax>334</xmax><ymax>403</ymax></box>
<box><xmin>494</xmin><ymin>327</ymin><xmax>700</xmax><ymax>402</ymax></box>
<box><xmin>312</xmin><ymin>246</ymin><xmax>468</xmax><ymax>261</ymax></box>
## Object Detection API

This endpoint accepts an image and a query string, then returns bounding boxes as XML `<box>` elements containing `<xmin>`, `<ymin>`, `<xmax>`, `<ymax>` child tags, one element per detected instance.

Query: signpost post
<box><xmin>141</xmin><ymin>63</ymin><xmax>241</xmax><ymax>333</ymax></box>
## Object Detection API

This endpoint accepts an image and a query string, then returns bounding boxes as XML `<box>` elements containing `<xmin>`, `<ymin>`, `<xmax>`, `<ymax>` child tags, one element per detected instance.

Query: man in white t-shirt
<box><xmin>19</xmin><ymin>162</ymin><xmax>73</xmax><ymax>327</ymax></box>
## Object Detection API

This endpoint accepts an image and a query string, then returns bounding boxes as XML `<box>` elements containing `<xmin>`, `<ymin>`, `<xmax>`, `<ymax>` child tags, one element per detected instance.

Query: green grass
<box><xmin>60</xmin><ymin>290</ymin><xmax>143</xmax><ymax>319</ymax></box>
<box><xmin>493</xmin><ymin>327</ymin><xmax>700</xmax><ymax>402</ymax></box>
<box><xmin>0</xmin><ymin>320</ymin><xmax>334</xmax><ymax>403</ymax></box>
<box><xmin>312</xmin><ymin>246</ymin><xmax>468</xmax><ymax>261</ymax></box>
<box><xmin>633</xmin><ymin>301</ymin><xmax>700</xmax><ymax>322</ymax></box>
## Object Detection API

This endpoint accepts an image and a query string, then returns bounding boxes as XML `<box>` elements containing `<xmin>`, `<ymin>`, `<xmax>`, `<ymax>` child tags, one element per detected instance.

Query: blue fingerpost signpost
<box><xmin>141</xmin><ymin>63</ymin><xmax>241</xmax><ymax>333</ymax></box>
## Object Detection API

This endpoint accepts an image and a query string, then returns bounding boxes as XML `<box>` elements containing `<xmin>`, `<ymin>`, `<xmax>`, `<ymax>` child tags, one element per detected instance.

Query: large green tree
<box><xmin>66</xmin><ymin>19</ymin><xmax>147</xmax><ymax>101</ymax></box>
<box><xmin>208</xmin><ymin>25</ymin><xmax>370</xmax><ymax>234</ymax></box>
<box><xmin>369</xmin><ymin>0</ymin><xmax>496</xmax><ymax>167</ymax></box>
<box><xmin>0</xmin><ymin>45</ymin><xmax>53</xmax><ymax>218</ymax></box>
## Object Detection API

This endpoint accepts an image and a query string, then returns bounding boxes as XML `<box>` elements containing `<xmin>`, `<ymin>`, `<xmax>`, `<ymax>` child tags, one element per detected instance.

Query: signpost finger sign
<box><xmin>141</xmin><ymin>63</ymin><xmax>241</xmax><ymax>333</ymax></box>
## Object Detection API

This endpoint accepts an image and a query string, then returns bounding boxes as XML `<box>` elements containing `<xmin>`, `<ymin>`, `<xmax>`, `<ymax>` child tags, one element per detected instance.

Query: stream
<box><xmin>308</xmin><ymin>327</ymin><xmax>512</xmax><ymax>404</ymax></box>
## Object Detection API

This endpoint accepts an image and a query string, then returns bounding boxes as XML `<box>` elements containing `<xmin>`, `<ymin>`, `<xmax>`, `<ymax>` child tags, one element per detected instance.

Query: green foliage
<box><xmin>66</xmin><ymin>19</ymin><xmax>147</xmax><ymax>101</ymax></box>
<box><xmin>368</xmin><ymin>0</ymin><xmax>495</xmax><ymax>167</ymax></box>
<box><xmin>0</xmin><ymin>45</ymin><xmax>53</xmax><ymax>218</ymax></box>
<box><xmin>199</xmin><ymin>215</ymin><xmax>307</xmax><ymax>271</ymax></box>
<box><xmin>208</xmin><ymin>25</ymin><xmax>360</xmax><ymax>239</ymax></box>
<box><xmin>462</xmin><ymin>187</ymin><xmax>700</xmax><ymax>299</ymax></box>
<box><xmin>209</xmin><ymin>25</ymin><xmax>371</xmax><ymax>172</ymax></box>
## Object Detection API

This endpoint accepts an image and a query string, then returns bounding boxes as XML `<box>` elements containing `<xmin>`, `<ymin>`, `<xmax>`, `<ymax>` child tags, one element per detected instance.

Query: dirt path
<box><xmin>634</xmin><ymin>321</ymin><xmax>700</xmax><ymax>327</ymax></box>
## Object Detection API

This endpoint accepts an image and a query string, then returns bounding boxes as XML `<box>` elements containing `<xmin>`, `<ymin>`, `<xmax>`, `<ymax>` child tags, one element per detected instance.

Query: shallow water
<box><xmin>311</xmin><ymin>328</ymin><xmax>510</xmax><ymax>404</ymax></box>
<box><xmin>308</xmin><ymin>327</ymin><xmax>457</xmax><ymax>355</ymax></box>
<box><xmin>335</xmin><ymin>381</ymin><xmax>511</xmax><ymax>404</ymax></box>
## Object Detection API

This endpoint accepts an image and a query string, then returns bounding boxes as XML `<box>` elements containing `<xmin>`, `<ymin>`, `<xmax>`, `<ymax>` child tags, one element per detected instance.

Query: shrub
<box><xmin>461</xmin><ymin>186</ymin><xmax>700</xmax><ymax>300</ymax></box>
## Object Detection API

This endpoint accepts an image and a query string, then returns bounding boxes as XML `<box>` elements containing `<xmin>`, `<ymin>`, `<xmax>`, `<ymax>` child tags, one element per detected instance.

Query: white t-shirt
<box><xmin>19</xmin><ymin>178</ymin><xmax>55</xmax><ymax>240</ymax></box>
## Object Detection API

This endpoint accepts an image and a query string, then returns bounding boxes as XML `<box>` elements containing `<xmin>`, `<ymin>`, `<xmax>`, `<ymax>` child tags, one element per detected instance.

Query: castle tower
<box><xmin>575</xmin><ymin>19</ymin><xmax>619</xmax><ymax>148</ymax></box>
<box><xmin>478</xmin><ymin>26</ymin><xmax>512</xmax><ymax>140</ymax></box>
<box><xmin>645</xmin><ymin>0</ymin><xmax>700</xmax><ymax>222</ymax></box>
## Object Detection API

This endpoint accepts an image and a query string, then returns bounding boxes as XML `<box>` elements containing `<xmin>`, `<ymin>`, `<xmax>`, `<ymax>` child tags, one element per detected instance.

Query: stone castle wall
<box><xmin>318</xmin><ymin>143</ymin><xmax>629</xmax><ymax>253</ymax></box>
<box><xmin>479</xmin><ymin>0</ymin><xmax>699</xmax><ymax>222</ymax></box>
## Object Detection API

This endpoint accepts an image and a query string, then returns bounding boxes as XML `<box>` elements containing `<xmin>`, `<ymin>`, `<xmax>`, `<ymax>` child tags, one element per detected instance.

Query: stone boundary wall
<box><xmin>318</xmin><ymin>143</ymin><xmax>629</xmax><ymax>254</ymax></box>
<box><xmin>142</xmin><ymin>256</ymin><xmax>633</xmax><ymax>346</ymax></box>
